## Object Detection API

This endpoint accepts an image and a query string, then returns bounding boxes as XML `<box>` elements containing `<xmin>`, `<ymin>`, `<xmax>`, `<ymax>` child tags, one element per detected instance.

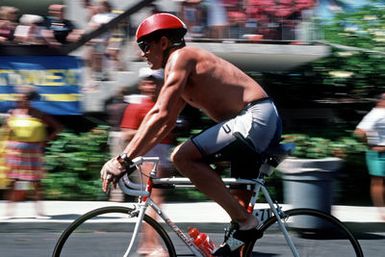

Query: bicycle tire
<box><xmin>243</xmin><ymin>208</ymin><xmax>364</xmax><ymax>257</ymax></box>
<box><xmin>52</xmin><ymin>206</ymin><xmax>176</xmax><ymax>257</ymax></box>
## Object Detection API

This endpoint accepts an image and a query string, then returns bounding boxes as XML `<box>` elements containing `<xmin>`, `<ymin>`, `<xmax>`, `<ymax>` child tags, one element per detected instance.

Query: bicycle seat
<box><xmin>264</xmin><ymin>142</ymin><xmax>296</xmax><ymax>165</ymax></box>
<box><xmin>258</xmin><ymin>142</ymin><xmax>295</xmax><ymax>176</ymax></box>
<box><xmin>233</xmin><ymin>132</ymin><xmax>294</xmax><ymax>160</ymax></box>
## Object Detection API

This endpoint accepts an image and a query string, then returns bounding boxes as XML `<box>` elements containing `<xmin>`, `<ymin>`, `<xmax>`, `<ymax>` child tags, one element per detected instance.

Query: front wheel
<box><xmin>243</xmin><ymin>208</ymin><xmax>363</xmax><ymax>257</ymax></box>
<box><xmin>52</xmin><ymin>206</ymin><xmax>176</xmax><ymax>257</ymax></box>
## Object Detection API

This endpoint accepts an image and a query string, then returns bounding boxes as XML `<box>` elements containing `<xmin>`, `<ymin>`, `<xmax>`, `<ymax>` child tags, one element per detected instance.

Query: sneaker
<box><xmin>212</xmin><ymin>221</ymin><xmax>263</xmax><ymax>256</ymax></box>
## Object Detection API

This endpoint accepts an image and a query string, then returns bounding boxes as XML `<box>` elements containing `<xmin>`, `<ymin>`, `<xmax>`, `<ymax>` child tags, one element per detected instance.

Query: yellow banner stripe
<box><xmin>40</xmin><ymin>94</ymin><xmax>81</xmax><ymax>102</ymax></box>
<box><xmin>0</xmin><ymin>94</ymin><xmax>18</xmax><ymax>101</ymax></box>
<box><xmin>0</xmin><ymin>94</ymin><xmax>80</xmax><ymax>102</ymax></box>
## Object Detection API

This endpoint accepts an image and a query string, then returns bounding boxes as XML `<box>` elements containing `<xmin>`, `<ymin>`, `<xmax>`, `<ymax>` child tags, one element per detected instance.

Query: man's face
<box><xmin>138</xmin><ymin>38</ymin><xmax>164</xmax><ymax>69</ymax></box>
<box><xmin>49</xmin><ymin>6</ymin><xmax>65</xmax><ymax>20</ymax></box>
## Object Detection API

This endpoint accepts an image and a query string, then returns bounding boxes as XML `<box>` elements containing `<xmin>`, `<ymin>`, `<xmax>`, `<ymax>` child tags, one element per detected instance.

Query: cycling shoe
<box><xmin>212</xmin><ymin>221</ymin><xmax>263</xmax><ymax>256</ymax></box>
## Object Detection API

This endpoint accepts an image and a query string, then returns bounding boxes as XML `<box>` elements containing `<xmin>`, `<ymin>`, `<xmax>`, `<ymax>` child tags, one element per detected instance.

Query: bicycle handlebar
<box><xmin>118</xmin><ymin>175</ymin><xmax>149</xmax><ymax>197</ymax></box>
<box><xmin>118</xmin><ymin>156</ymin><xmax>160</xmax><ymax>197</ymax></box>
<box><xmin>131</xmin><ymin>156</ymin><xmax>160</xmax><ymax>166</ymax></box>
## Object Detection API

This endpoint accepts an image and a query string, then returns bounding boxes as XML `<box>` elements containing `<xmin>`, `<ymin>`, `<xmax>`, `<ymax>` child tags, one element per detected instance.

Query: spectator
<box><xmin>104</xmin><ymin>87</ymin><xmax>131</xmax><ymax>202</ymax></box>
<box><xmin>178</xmin><ymin>0</ymin><xmax>206</xmax><ymax>38</ymax></box>
<box><xmin>2</xmin><ymin>87</ymin><xmax>62</xmax><ymax>219</ymax></box>
<box><xmin>13</xmin><ymin>14</ymin><xmax>45</xmax><ymax>45</ymax></box>
<box><xmin>204</xmin><ymin>0</ymin><xmax>229</xmax><ymax>38</ymax></box>
<box><xmin>355</xmin><ymin>93</ymin><xmax>385</xmax><ymax>221</ymax></box>
<box><xmin>120</xmin><ymin>68</ymin><xmax>174</xmax><ymax>255</ymax></box>
<box><xmin>105</xmin><ymin>8</ymin><xmax>127</xmax><ymax>72</ymax></box>
<box><xmin>105</xmin><ymin>87</ymin><xmax>131</xmax><ymax>156</ymax></box>
<box><xmin>41</xmin><ymin>4</ymin><xmax>82</xmax><ymax>46</ymax></box>
<box><xmin>246</xmin><ymin>0</ymin><xmax>278</xmax><ymax>39</ymax></box>
<box><xmin>224</xmin><ymin>1</ymin><xmax>247</xmax><ymax>38</ymax></box>
<box><xmin>0</xmin><ymin>6</ymin><xmax>19</xmax><ymax>43</ymax></box>
<box><xmin>81</xmin><ymin>0</ymin><xmax>100</xmax><ymax>24</ymax></box>
<box><xmin>273</xmin><ymin>0</ymin><xmax>301</xmax><ymax>40</ymax></box>
<box><xmin>87</xmin><ymin>0</ymin><xmax>118</xmax><ymax>81</ymax></box>
<box><xmin>295</xmin><ymin>0</ymin><xmax>317</xmax><ymax>42</ymax></box>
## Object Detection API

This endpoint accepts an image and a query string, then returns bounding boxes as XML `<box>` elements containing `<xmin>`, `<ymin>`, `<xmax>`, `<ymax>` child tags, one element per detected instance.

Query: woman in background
<box><xmin>355</xmin><ymin>93</ymin><xmax>385</xmax><ymax>221</ymax></box>
<box><xmin>3</xmin><ymin>89</ymin><xmax>62</xmax><ymax>219</ymax></box>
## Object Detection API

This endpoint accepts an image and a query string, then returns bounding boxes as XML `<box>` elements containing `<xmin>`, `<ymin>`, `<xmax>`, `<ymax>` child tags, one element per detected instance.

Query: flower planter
<box><xmin>277</xmin><ymin>157</ymin><xmax>343</xmax><ymax>229</ymax></box>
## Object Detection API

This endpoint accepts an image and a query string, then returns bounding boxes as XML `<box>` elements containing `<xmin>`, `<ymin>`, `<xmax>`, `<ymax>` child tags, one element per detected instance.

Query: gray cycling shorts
<box><xmin>191</xmin><ymin>98</ymin><xmax>281</xmax><ymax>177</ymax></box>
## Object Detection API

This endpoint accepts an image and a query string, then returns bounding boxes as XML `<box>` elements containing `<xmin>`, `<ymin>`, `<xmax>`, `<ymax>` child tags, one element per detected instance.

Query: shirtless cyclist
<box><xmin>100</xmin><ymin>13</ymin><xmax>282</xmax><ymax>255</ymax></box>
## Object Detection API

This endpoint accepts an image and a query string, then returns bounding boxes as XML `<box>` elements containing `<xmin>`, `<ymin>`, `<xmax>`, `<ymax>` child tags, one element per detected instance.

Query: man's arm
<box><xmin>354</xmin><ymin>109</ymin><xmax>376</xmax><ymax>143</ymax></box>
<box><xmin>100</xmin><ymin>50</ymin><xmax>191</xmax><ymax>192</ymax></box>
<box><xmin>120</xmin><ymin>128</ymin><xmax>137</xmax><ymax>144</ymax></box>
<box><xmin>354</xmin><ymin>128</ymin><xmax>367</xmax><ymax>143</ymax></box>
<box><xmin>123</xmin><ymin>52</ymin><xmax>190</xmax><ymax>159</ymax></box>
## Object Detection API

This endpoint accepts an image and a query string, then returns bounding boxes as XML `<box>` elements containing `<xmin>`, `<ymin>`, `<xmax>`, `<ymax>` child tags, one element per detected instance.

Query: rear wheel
<box><xmin>52</xmin><ymin>206</ymin><xmax>176</xmax><ymax>257</ymax></box>
<box><xmin>243</xmin><ymin>208</ymin><xmax>363</xmax><ymax>257</ymax></box>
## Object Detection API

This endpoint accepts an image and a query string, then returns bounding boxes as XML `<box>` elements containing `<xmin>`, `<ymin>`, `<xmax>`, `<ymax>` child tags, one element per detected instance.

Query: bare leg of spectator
<box><xmin>370</xmin><ymin>176</ymin><xmax>385</xmax><ymax>220</ymax></box>
<box><xmin>32</xmin><ymin>181</ymin><xmax>47</xmax><ymax>218</ymax></box>
<box><xmin>5</xmin><ymin>180</ymin><xmax>17</xmax><ymax>218</ymax></box>
<box><xmin>138</xmin><ymin>163</ymin><xmax>170</xmax><ymax>255</ymax></box>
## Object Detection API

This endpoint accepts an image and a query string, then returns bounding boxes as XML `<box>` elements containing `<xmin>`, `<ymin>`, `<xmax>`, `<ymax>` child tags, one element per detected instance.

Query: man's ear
<box><xmin>160</xmin><ymin>36</ymin><xmax>169</xmax><ymax>50</ymax></box>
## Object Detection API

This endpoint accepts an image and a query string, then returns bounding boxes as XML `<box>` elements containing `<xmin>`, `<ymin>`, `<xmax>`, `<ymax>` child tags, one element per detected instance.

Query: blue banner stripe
<box><xmin>0</xmin><ymin>56</ymin><xmax>83</xmax><ymax>115</ymax></box>
<box><xmin>33</xmin><ymin>102</ymin><xmax>83</xmax><ymax>115</ymax></box>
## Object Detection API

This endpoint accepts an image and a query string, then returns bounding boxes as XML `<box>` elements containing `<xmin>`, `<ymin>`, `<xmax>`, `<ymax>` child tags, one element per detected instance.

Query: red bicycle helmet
<box><xmin>136</xmin><ymin>13</ymin><xmax>187</xmax><ymax>42</ymax></box>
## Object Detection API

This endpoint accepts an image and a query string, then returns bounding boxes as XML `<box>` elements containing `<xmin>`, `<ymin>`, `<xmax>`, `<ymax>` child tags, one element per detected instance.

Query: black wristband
<box><xmin>118</xmin><ymin>153</ymin><xmax>132</xmax><ymax>164</ymax></box>
<box><xmin>117</xmin><ymin>153</ymin><xmax>136</xmax><ymax>175</ymax></box>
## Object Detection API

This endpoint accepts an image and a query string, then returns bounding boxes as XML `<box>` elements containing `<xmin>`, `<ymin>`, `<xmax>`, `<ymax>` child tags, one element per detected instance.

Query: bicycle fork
<box><xmin>123</xmin><ymin>202</ymin><xmax>148</xmax><ymax>257</ymax></box>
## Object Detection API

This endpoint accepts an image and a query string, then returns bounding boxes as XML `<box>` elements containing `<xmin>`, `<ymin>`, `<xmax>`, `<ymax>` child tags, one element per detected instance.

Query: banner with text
<box><xmin>0</xmin><ymin>56</ymin><xmax>83</xmax><ymax>115</ymax></box>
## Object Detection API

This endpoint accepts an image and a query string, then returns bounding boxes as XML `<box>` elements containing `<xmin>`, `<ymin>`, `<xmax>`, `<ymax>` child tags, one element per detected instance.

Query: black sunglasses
<box><xmin>138</xmin><ymin>40</ymin><xmax>153</xmax><ymax>53</ymax></box>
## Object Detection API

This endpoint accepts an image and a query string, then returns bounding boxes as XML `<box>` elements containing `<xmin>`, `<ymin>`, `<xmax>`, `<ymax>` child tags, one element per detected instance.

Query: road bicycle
<box><xmin>52</xmin><ymin>142</ymin><xmax>364</xmax><ymax>257</ymax></box>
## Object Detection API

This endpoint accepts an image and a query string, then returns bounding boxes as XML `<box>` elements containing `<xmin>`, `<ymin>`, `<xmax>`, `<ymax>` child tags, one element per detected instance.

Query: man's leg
<box><xmin>171</xmin><ymin>141</ymin><xmax>257</xmax><ymax>229</ymax></box>
<box><xmin>230</xmin><ymin>189</ymin><xmax>252</xmax><ymax>209</ymax></box>
<box><xmin>370</xmin><ymin>176</ymin><xmax>385</xmax><ymax>220</ymax></box>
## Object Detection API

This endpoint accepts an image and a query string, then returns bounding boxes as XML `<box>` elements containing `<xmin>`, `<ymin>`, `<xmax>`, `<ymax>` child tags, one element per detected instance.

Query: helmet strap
<box><xmin>161</xmin><ymin>39</ymin><xmax>186</xmax><ymax>68</ymax></box>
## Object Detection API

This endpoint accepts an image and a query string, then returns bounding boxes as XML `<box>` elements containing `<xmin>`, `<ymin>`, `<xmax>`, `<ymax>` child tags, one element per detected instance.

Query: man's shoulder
<box><xmin>169</xmin><ymin>46</ymin><xmax>208</xmax><ymax>67</ymax></box>
<box><xmin>179</xmin><ymin>45</ymin><xmax>205</xmax><ymax>55</ymax></box>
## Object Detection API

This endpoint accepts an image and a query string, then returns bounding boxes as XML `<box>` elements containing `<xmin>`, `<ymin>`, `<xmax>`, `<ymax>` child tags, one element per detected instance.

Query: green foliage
<box><xmin>312</xmin><ymin>0</ymin><xmax>385</xmax><ymax>99</ymax></box>
<box><xmin>282</xmin><ymin>134</ymin><xmax>366</xmax><ymax>159</ymax></box>
<box><xmin>42</xmin><ymin>126</ymin><xmax>110</xmax><ymax>200</ymax></box>
<box><xmin>322</xmin><ymin>1</ymin><xmax>385</xmax><ymax>50</ymax></box>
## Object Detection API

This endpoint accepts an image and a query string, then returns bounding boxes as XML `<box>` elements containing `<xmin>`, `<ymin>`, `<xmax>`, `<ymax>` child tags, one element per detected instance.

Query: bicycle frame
<box><xmin>118</xmin><ymin>155</ymin><xmax>301</xmax><ymax>257</ymax></box>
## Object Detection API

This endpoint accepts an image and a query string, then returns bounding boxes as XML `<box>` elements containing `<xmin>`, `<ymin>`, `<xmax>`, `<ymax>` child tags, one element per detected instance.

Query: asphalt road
<box><xmin>0</xmin><ymin>222</ymin><xmax>384</xmax><ymax>257</ymax></box>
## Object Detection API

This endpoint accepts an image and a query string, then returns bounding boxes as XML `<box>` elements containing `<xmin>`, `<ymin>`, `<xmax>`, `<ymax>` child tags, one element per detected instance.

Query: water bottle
<box><xmin>188</xmin><ymin>227</ymin><xmax>216</xmax><ymax>257</ymax></box>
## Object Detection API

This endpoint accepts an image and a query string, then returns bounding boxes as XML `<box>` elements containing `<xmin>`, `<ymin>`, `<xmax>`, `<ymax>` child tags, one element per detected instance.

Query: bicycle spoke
<box><xmin>52</xmin><ymin>207</ymin><xmax>174</xmax><ymax>257</ymax></box>
<box><xmin>244</xmin><ymin>209</ymin><xmax>363</xmax><ymax>257</ymax></box>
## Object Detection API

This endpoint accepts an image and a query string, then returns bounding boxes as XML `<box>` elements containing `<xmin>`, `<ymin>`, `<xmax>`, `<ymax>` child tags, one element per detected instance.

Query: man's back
<box><xmin>166</xmin><ymin>46</ymin><xmax>267</xmax><ymax>121</ymax></box>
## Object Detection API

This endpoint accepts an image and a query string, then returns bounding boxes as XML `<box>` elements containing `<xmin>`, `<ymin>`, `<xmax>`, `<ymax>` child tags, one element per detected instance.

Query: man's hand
<box><xmin>100</xmin><ymin>157</ymin><xmax>125</xmax><ymax>192</ymax></box>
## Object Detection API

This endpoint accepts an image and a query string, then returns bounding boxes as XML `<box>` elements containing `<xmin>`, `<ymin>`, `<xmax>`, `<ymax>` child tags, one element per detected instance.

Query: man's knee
<box><xmin>170</xmin><ymin>141</ymin><xmax>201</xmax><ymax>169</ymax></box>
<box><xmin>170</xmin><ymin>144</ymin><xmax>183</xmax><ymax>167</ymax></box>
